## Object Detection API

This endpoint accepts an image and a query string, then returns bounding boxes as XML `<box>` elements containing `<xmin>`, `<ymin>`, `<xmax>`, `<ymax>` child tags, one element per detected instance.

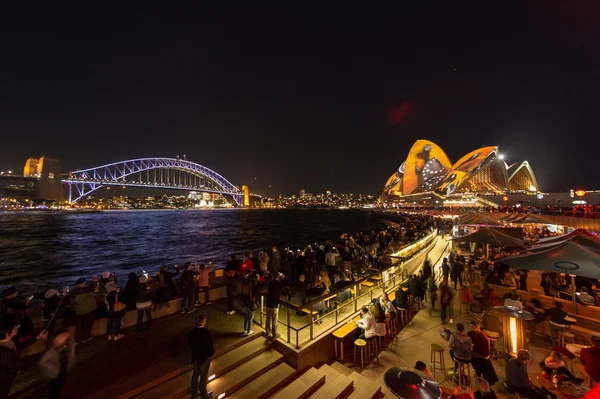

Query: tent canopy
<box><xmin>458</xmin><ymin>212</ymin><xmax>500</xmax><ymax>226</ymax></box>
<box><xmin>452</xmin><ymin>227</ymin><xmax>528</xmax><ymax>248</ymax></box>
<box><xmin>500</xmin><ymin>237</ymin><xmax>600</xmax><ymax>279</ymax></box>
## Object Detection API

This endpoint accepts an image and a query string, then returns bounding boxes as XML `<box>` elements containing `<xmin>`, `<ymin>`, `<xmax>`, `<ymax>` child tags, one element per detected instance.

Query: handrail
<box><xmin>258</xmin><ymin>230</ymin><xmax>438</xmax><ymax>348</ymax></box>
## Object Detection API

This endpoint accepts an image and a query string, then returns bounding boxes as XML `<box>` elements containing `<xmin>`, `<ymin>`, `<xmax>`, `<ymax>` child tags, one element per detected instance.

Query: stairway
<box><xmin>129</xmin><ymin>334</ymin><xmax>382</xmax><ymax>399</ymax></box>
<box><xmin>132</xmin><ymin>334</ymin><xmax>293</xmax><ymax>399</ymax></box>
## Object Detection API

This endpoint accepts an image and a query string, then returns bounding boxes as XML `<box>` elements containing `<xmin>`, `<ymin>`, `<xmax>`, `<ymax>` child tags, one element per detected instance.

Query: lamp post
<box><xmin>537</xmin><ymin>193</ymin><xmax>543</xmax><ymax>214</ymax></box>
<box><xmin>503</xmin><ymin>196</ymin><xmax>508</xmax><ymax>211</ymax></box>
<box><xmin>494</xmin><ymin>306</ymin><xmax>534</xmax><ymax>387</ymax></box>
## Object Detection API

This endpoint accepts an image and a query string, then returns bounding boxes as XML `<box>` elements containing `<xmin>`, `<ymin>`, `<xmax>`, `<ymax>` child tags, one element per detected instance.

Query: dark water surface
<box><xmin>0</xmin><ymin>209</ymin><xmax>387</xmax><ymax>296</ymax></box>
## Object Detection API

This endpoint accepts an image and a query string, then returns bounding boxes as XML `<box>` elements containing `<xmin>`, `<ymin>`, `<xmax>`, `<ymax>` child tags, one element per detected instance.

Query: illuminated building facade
<box><xmin>382</xmin><ymin>140</ymin><xmax>539</xmax><ymax>203</ymax></box>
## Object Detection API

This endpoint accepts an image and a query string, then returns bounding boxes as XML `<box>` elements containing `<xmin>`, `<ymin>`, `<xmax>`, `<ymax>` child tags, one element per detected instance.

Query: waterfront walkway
<box><xmin>10</xmin><ymin>233</ymin><xmax>445</xmax><ymax>398</ymax></box>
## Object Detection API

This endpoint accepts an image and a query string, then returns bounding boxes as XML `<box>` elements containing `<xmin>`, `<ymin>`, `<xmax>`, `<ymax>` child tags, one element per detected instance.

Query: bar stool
<box><xmin>354</xmin><ymin>339</ymin><xmax>367</xmax><ymax>368</ymax></box>
<box><xmin>430</xmin><ymin>344</ymin><xmax>446</xmax><ymax>378</ymax></box>
<box><xmin>398</xmin><ymin>308</ymin><xmax>409</xmax><ymax>327</ymax></box>
<box><xmin>455</xmin><ymin>359</ymin><xmax>472</xmax><ymax>387</ymax></box>
<box><xmin>366</xmin><ymin>336</ymin><xmax>379</xmax><ymax>362</ymax></box>
<box><xmin>376</xmin><ymin>322</ymin><xmax>388</xmax><ymax>349</ymax></box>
<box><xmin>460</xmin><ymin>302</ymin><xmax>470</xmax><ymax>315</ymax></box>
<box><xmin>560</xmin><ymin>331</ymin><xmax>575</xmax><ymax>347</ymax></box>
<box><xmin>387</xmin><ymin>313</ymin><xmax>398</xmax><ymax>336</ymax></box>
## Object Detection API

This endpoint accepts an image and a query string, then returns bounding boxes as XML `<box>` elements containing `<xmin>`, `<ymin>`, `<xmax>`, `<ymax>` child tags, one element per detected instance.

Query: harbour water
<box><xmin>0</xmin><ymin>208</ymin><xmax>388</xmax><ymax>296</ymax></box>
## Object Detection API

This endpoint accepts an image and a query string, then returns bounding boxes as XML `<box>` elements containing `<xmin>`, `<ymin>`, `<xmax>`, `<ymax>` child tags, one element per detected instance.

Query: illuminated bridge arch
<box><xmin>63</xmin><ymin>158</ymin><xmax>242</xmax><ymax>205</ymax></box>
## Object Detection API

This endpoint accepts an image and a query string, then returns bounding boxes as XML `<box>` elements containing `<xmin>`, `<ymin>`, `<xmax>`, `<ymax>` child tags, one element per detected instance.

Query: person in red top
<box><xmin>579</xmin><ymin>336</ymin><xmax>600</xmax><ymax>385</ymax></box>
<box><xmin>240</xmin><ymin>255</ymin><xmax>254</xmax><ymax>275</ymax></box>
<box><xmin>468</xmin><ymin>321</ymin><xmax>498</xmax><ymax>385</ymax></box>
<box><xmin>459</xmin><ymin>284</ymin><xmax>480</xmax><ymax>313</ymax></box>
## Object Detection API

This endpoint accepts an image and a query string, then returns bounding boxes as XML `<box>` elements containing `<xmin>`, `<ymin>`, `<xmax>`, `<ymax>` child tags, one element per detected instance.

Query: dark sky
<box><xmin>1</xmin><ymin>2</ymin><xmax>599</xmax><ymax>196</ymax></box>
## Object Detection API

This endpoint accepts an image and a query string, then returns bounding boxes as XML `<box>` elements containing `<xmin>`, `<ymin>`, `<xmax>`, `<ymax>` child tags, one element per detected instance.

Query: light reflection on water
<box><xmin>0</xmin><ymin>209</ymin><xmax>387</xmax><ymax>296</ymax></box>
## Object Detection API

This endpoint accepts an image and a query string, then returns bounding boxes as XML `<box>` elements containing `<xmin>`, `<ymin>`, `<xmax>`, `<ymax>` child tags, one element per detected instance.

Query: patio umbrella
<box><xmin>500</xmin><ymin>238</ymin><xmax>600</xmax><ymax>311</ymax></box>
<box><xmin>452</xmin><ymin>227</ymin><xmax>528</xmax><ymax>248</ymax></box>
<box><xmin>499</xmin><ymin>214</ymin><xmax>524</xmax><ymax>222</ymax></box>
<box><xmin>457</xmin><ymin>212</ymin><xmax>500</xmax><ymax>226</ymax></box>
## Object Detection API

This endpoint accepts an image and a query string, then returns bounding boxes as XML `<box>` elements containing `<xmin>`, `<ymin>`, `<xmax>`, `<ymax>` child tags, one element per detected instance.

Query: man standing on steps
<box><xmin>265</xmin><ymin>273</ymin><xmax>284</xmax><ymax>341</ymax></box>
<box><xmin>188</xmin><ymin>315</ymin><xmax>214</xmax><ymax>399</ymax></box>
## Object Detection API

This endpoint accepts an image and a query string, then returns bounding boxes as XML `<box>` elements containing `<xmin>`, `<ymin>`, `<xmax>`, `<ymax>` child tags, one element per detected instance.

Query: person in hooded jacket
<box><xmin>158</xmin><ymin>264</ymin><xmax>179</xmax><ymax>306</ymax></box>
<box><xmin>448</xmin><ymin>322</ymin><xmax>473</xmax><ymax>363</ymax></box>
<box><xmin>135</xmin><ymin>276</ymin><xmax>153</xmax><ymax>335</ymax></box>
<box><xmin>105</xmin><ymin>282</ymin><xmax>124</xmax><ymax>341</ymax></box>
<box><xmin>122</xmin><ymin>273</ymin><xmax>139</xmax><ymax>310</ymax></box>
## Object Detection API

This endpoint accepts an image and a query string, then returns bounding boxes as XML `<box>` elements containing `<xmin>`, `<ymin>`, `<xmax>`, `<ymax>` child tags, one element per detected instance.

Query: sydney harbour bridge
<box><xmin>0</xmin><ymin>156</ymin><xmax>252</xmax><ymax>206</ymax></box>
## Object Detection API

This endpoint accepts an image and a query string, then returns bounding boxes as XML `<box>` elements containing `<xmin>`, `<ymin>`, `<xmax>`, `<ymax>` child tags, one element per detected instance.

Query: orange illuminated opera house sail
<box><xmin>401</xmin><ymin>140</ymin><xmax>452</xmax><ymax>195</ymax></box>
<box><xmin>382</xmin><ymin>139</ymin><xmax>539</xmax><ymax>198</ymax></box>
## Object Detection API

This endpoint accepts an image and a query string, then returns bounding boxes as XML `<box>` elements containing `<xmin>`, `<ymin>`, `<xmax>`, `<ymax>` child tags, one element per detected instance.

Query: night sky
<box><xmin>1</xmin><ymin>2</ymin><xmax>599</xmax><ymax>196</ymax></box>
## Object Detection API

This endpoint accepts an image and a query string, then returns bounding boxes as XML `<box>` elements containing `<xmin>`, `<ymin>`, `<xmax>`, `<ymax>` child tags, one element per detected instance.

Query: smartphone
<box><xmin>27</xmin><ymin>295</ymin><xmax>34</xmax><ymax>301</ymax></box>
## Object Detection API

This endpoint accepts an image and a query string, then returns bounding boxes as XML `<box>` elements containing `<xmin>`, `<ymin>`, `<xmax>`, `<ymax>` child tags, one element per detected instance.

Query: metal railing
<box><xmin>257</xmin><ymin>231</ymin><xmax>438</xmax><ymax>348</ymax></box>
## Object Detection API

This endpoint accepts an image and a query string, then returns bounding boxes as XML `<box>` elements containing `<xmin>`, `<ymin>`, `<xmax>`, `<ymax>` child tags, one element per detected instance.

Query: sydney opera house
<box><xmin>382</xmin><ymin>140</ymin><xmax>539</xmax><ymax>205</ymax></box>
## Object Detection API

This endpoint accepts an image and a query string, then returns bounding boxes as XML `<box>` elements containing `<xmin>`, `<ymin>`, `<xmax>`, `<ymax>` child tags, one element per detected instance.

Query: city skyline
<box><xmin>2</xmin><ymin>3</ymin><xmax>600</xmax><ymax>196</ymax></box>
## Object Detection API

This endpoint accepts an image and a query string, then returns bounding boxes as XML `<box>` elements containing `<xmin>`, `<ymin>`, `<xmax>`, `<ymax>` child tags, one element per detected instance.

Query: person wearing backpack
<box><xmin>448</xmin><ymin>322</ymin><xmax>473</xmax><ymax>377</ymax></box>
<box><xmin>105</xmin><ymin>282</ymin><xmax>125</xmax><ymax>341</ymax></box>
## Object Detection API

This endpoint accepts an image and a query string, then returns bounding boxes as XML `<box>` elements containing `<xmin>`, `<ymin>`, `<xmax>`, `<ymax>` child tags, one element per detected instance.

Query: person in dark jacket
<box><xmin>451</xmin><ymin>260</ymin><xmax>464</xmax><ymax>290</ymax></box>
<box><xmin>249</xmin><ymin>252</ymin><xmax>260</xmax><ymax>273</ymax></box>
<box><xmin>548</xmin><ymin>301</ymin><xmax>569</xmax><ymax>346</ymax></box>
<box><xmin>104</xmin><ymin>282</ymin><xmax>124</xmax><ymax>341</ymax></box>
<box><xmin>507</xmin><ymin>350</ymin><xmax>546</xmax><ymax>399</ymax></box>
<box><xmin>265</xmin><ymin>273</ymin><xmax>284</xmax><ymax>341</ymax></box>
<box><xmin>0</xmin><ymin>285</ymin><xmax>33</xmax><ymax>342</ymax></box>
<box><xmin>422</xmin><ymin>259</ymin><xmax>432</xmax><ymax>281</ymax></box>
<box><xmin>239</xmin><ymin>271</ymin><xmax>255</xmax><ymax>335</ymax></box>
<box><xmin>158</xmin><ymin>264</ymin><xmax>180</xmax><ymax>306</ymax></box>
<box><xmin>0</xmin><ymin>318</ymin><xmax>19</xmax><ymax>399</ymax></box>
<box><xmin>271</xmin><ymin>247</ymin><xmax>281</xmax><ymax>275</ymax></box>
<box><xmin>135</xmin><ymin>276</ymin><xmax>153</xmax><ymax>335</ymax></box>
<box><xmin>188</xmin><ymin>315</ymin><xmax>214</xmax><ymax>399</ymax></box>
<box><xmin>180</xmin><ymin>263</ymin><xmax>198</xmax><ymax>314</ymax></box>
<box><xmin>226</xmin><ymin>271</ymin><xmax>236</xmax><ymax>315</ymax></box>
<box><xmin>225</xmin><ymin>255</ymin><xmax>240</xmax><ymax>273</ymax></box>
<box><xmin>122</xmin><ymin>273</ymin><xmax>138</xmax><ymax>310</ymax></box>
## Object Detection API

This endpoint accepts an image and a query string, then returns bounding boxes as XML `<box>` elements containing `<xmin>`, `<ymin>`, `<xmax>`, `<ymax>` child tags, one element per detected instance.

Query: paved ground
<box><xmin>343</xmin><ymin>283</ymin><xmax>579</xmax><ymax>399</ymax></box>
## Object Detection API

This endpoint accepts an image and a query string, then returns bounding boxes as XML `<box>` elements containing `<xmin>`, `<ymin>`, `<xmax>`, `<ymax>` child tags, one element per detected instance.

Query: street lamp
<box><xmin>494</xmin><ymin>306</ymin><xmax>534</xmax><ymax>381</ymax></box>
<box><xmin>503</xmin><ymin>196</ymin><xmax>508</xmax><ymax>210</ymax></box>
<box><xmin>537</xmin><ymin>193</ymin><xmax>543</xmax><ymax>214</ymax></box>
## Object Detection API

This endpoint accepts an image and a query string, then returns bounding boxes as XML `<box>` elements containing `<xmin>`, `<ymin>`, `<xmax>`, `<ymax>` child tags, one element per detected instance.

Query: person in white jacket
<box><xmin>355</xmin><ymin>306</ymin><xmax>377</xmax><ymax>340</ymax></box>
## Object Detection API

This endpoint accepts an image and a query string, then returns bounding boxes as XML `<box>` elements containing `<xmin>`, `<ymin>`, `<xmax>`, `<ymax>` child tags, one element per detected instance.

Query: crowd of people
<box><xmin>0</xmin><ymin>212</ymin><xmax>438</xmax><ymax>398</ymax></box>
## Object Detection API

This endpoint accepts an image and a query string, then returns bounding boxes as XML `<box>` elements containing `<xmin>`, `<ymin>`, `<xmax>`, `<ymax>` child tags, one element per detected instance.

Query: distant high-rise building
<box><xmin>300</xmin><ymin>188</ymin><xmax>306</xmax><ymax>198</ymax></box>
<box><xmin>326</xmin><ymin>190</ymin><xmax>332</xmax><ymax>196</ymax></box>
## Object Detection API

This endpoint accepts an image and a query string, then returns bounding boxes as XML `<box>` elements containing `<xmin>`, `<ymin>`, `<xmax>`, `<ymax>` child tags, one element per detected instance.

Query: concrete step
<box><xmin>225</xmin><ymin>362</ymin><xmax>296</xmax><ymax>399</ymax></box>
<box><xmin>269</xmin><ymin>367</ymin><xmax>326</xmax><ymax>399</ymax></box>
<box><xmin>203</xmin><ymin>349</ymin><xmax>284</xmax><ymax>399</ymax></box>
<box><xmin>306</xmin><ymin>364</ymin><xmax>353</xmax><ymax>399</ymax></box>
<box><xmin>346</xmin><ymin>371</ymin><xmax>381</xmax><ymax>399</ymax></box>
<box><xmin>328</xmin><ymin>361</ymin><xmax>354</xmax><ymax>377</ymax></box>
<box><xmin>134</xmin><ymin>337</ymin><xmax>273</xmax><ymax>399</ymax></box>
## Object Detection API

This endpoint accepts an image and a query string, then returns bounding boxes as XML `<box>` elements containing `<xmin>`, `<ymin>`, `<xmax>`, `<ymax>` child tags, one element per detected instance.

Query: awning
<box><xmin>452</xmin><ymin>227</ymin><xmax>528</xmax><ymax>248</ymax></box>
